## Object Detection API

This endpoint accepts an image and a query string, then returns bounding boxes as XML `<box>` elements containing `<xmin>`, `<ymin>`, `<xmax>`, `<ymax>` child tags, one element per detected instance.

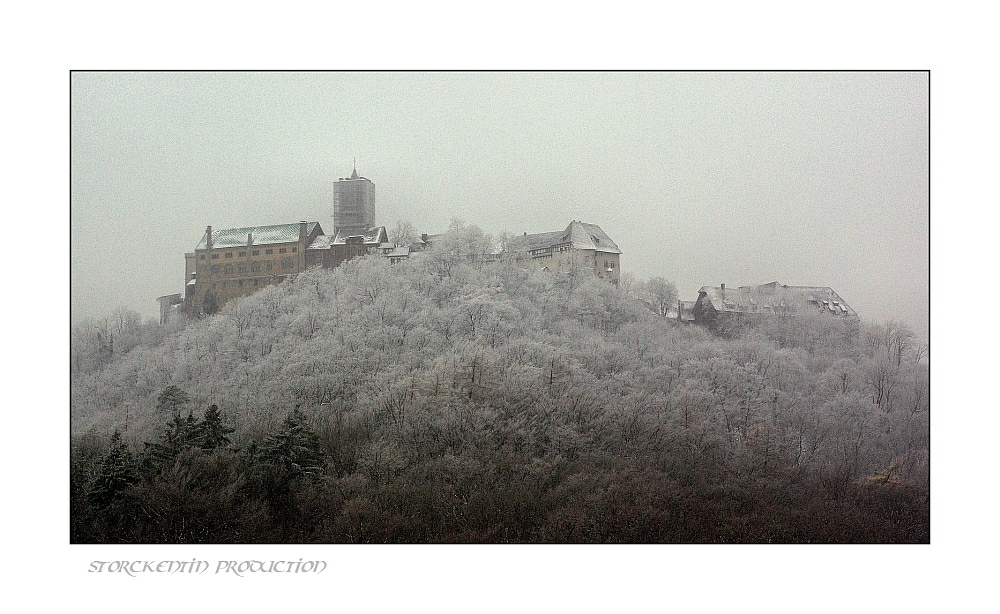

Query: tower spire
<box><xmin>350</xmin><ymin>157</ymin><xmax>359</xmax><ymax>180</ymax></box>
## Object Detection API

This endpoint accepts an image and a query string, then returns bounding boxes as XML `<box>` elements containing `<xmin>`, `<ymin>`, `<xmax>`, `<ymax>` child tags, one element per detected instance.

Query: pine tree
<box><xmin>87</xmin><ymin>430</ymin><xmax>138</xmax><ymax>510</ymax></box>
<box><xmin>156</xmin><ymin>385</ymin><xmax>190</xmax><ymax>415</ymax></box>
<box><xmin>203</xmin><ymin>291</ymin><xmax>218</xmax><ymax>315</ymax></box>
<box><xmin>143</xmin><ymin>411</ymin><xmax>202</xmax><ymax>472</ymax></box>
<box><xmin>261</xmin><ymin>408</ymin><xmax>325</xmax><ymax>475</ymax></box>
<box><xmin>200</xmin><ymin>404</ymin><xmax>234</xmax><ymax>451</ymax></box>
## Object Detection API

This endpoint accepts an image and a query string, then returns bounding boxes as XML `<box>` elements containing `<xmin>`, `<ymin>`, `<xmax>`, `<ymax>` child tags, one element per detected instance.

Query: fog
<box><xmin>71</xmin><ymin>71</ymin><xmax>928</xmax><ymax>336</ymax></box>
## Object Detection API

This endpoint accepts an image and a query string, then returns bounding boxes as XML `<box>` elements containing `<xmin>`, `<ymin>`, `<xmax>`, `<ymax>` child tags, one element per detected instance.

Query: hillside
<box><xmin>70</xmin><ymin>234</ymin><xmax>929</xmax><ymax>543</ymax></box>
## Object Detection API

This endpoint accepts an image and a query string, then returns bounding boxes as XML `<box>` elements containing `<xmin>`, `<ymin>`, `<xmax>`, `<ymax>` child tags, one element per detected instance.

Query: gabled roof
<box><xmin>697</xmin><ymin>282</ymin><xmax>857</xmax><ymax>317</ymax></box>
<box><xmin>196</xmin><ymin>222</ymin><xmax>322</xmax><ymax>250</ymax></box>
<box><xmin>564</xmin><ymin>220</ymin><xmax>622</xmax><ymax>254</ymax></box>
<box><xmin>508</xmin><ymin>220</ymin><xmax>622</xmax><ymax>255</ymax></box>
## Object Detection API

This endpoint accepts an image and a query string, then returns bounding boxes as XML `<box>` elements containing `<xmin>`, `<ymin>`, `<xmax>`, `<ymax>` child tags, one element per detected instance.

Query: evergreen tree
<box><xmin>87</xmin><ymin>430</ymin><xmax>138</xmax><ymax>510</ymax></box>
<box><xmin>156</xmin><ymin>385</ymin><xmax>190</xmax><ymax>415</ymax></box>
<box><xmin>261</xmin><ymin>408</ymin><xmax>325</xmax><ymax>475</ymax></box>
<box><xmin>143</xmin><ymin>411</ymin><xmax>202</xmax><ymax>472</ymax></box>
<box><xmin>203</xmin><ymin>291</ymin><xmax>218</xmax><ymax>315</ymax></box>
<box><xmin>200</xmin><ymin>404</ymin><xmax>234</xmax><ymax>451</ymax></box>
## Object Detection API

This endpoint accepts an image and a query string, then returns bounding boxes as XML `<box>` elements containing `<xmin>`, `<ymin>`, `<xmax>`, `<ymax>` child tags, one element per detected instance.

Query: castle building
<box><xmin>302</xmin><ymin>163</ymin><xmax>389</xmax><ymax>269</ymax></box>
<box><xmin>333</xmin><ymin>162</ymin><xmax>375</xmax><ymax>233</ymax></box>
<box><xmin>186</xmin><ymin>221</ymin><xmax>325</xmax><ymax>315</ymax></box>
<box><xmin>507</xmin><ymin>220</ymin><xmax>622</xmax><ymax>285</ymax></box>
<box><xmin>174</xmin><ymin>167</ymin><xmax>621</xmax><ymax>316</ymax></box>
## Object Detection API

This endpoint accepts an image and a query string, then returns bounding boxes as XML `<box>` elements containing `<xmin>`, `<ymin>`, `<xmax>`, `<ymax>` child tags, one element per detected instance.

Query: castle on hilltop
<box><xmin>164</xmin><ymin>165</ymin><xmax>625</xmax><ymax>318</ymax></box>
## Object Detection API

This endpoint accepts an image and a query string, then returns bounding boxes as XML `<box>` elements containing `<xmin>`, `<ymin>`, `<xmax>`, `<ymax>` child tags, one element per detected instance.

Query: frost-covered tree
<box><xmin>390</xmin><ymin>219</ymin><xmax>417</xmax><ymax>247</ymax></box>
<box><xmin>645</xmin><ymin>277</ymin><xmax>678</xmax><ymax>317</ymax></box>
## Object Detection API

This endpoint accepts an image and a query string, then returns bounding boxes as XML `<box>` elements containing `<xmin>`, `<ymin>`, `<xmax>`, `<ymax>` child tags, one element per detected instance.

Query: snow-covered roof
<box><xmin>508</xmin><ymin>221</ymin><xmax>622</xmax><ymax>255</ymax></box>
<box><xmin>566</xmin><ymin>221</ymin><xmax>621</xmax><ymax>254</ymax></box>
<box><xmin>697</xmin><ymin>281</ymin><xmax>858</xmax><ymax>317</ymax></box>
<box><xmin>196</xmin><ymin>222</ymin><xmax>322</xmax><ymax>250</ymax></box>
<box><xmin>505</xmin><ymin>230</ymin><xmax>562</xmax><ymax>255</ymax></box>
<box><xmin>307</xmin><ymin>234</ymin><xmax>333</xmax><ymax>250</ymax></box>
<box><xmin>157</xmin><ymin>293</ymin><xmax>183</xmax><ymax>304</ymax></box>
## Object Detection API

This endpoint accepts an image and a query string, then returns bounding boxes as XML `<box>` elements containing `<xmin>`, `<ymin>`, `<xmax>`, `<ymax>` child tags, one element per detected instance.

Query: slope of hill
<box><xmin>71</xmin><ymin>236</ymin><xmax>929</xmax><ymax>543</ymax></box>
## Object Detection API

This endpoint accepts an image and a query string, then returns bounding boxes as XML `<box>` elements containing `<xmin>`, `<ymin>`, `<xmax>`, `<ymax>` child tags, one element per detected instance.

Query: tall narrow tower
<box><xmin>333</xmin><ymin>160</ymin><xmax>375</xmax><ymax>232</ymax></box>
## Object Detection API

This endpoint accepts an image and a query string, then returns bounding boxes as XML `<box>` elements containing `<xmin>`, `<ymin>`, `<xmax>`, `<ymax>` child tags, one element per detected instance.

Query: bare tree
<box><xmin>390</xmin><ymin>219</ymin><xmax>416</xmax><ymax>247</ymax></box>
<box><xmin>646</xmin><ymin>277</ymin><xmax>678</xmax><ymax>317</ymax></box>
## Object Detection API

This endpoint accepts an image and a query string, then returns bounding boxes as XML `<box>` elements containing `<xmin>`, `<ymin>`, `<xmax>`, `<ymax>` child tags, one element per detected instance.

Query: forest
<box><xmin>71</xmin><ymin>224</ymin><xmax>929</xmax><ymax>543</ymax></box>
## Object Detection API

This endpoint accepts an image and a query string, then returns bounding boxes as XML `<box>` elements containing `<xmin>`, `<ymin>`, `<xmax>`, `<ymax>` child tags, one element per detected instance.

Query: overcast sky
<box><xmin>71</xmin><ymin>71</ymin><xmax>928</xmax><ymax>335</ymax></box>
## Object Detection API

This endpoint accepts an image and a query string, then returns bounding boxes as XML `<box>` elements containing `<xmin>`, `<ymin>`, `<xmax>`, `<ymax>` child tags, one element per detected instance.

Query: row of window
<box><xmin>208</xmin><ymin>259</ymin><xmax>295</xmax><ymax>274</ymax></box>
<box><xmin>210</xmin><ymin>276</ymin><xmax>285</xmax><ymax>291</ymax></box>
<box><xmin>201</xmin><ymin>246</ymin><xmax>297</xmax><ymax>261</ymax></box>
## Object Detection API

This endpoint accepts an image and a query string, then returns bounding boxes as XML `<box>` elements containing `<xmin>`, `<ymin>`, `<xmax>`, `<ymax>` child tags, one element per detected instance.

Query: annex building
<box><xmin>692</xmin><ymin>281</ymin><xmax>858</xmax><ymax>330</ymax></box>
<box><xmin>507</xmin><ymin>220</ymin><xmax>622</xmax><ymax>285</ymax></box>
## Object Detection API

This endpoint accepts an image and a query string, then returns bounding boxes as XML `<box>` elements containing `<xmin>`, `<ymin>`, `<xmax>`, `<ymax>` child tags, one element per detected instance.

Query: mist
<box><xmin>71</xmin><ymin>71</ymin><xmax>928</xmax><ymax>336</ymax></box>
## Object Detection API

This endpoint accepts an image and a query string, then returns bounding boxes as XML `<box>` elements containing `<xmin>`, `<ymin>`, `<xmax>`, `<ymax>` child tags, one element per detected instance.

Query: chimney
<box><xmin>720</xmin><ymin>283</ymin><xmax>726</xmax><ymax>298</ymax></box>
<box><xmin>299</xmin><ymin>221</ymin><xmax>308</xmax><ymax>244</ymax></box>
<box><xmin>247</xmin><ymin>232</ymin><xmax>253</xmax><ymax>248</ymax></box>
<box><xmin>206</xmin><ymin>225</ymin><xmax>213</xmax><ymax>251</ymax></box>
